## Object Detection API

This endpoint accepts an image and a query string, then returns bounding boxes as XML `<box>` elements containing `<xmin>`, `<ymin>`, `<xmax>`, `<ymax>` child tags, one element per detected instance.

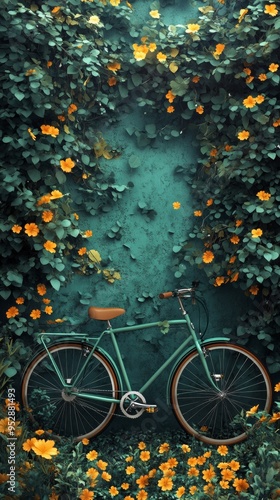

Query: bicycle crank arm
<box><xmin>129</xmin><ymin>401</ymin><xmax>158</xmax><ymax>412</ymax></box>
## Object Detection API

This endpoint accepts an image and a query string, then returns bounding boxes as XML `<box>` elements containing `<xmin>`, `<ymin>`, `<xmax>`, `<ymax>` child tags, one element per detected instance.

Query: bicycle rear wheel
<box><xmin>171</xmin><ymin>342</ymin><xmax>272</xmax><ymax>445</ymax></box>
<box><xmin>21</xmin><ymin>343</ymin><xmax>119</xmax><ymax>441</ymax></box>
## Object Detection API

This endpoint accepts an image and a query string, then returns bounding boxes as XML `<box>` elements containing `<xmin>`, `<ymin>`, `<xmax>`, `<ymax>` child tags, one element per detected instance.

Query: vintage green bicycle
<box><xmin>21</xmin><ymin>284</ymin><xmax>272</xmax><ymax>445</ymax></box>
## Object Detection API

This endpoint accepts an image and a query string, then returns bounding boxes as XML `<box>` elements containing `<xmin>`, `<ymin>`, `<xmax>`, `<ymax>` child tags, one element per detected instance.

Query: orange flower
<box><xmin>167</xmin><ymin>105</ymin><xmax>175</xmax><ymax>113</ymax></box>
<box><xmin>221</xmin><ymin>469</ymin><xmax>235</xmax><ymax>481</ymax></box>
<box><xmin>107</xmin><ymin>61</ymin><xmax>121</xmax><ymax>73</ymax></box>
<box><xmin>37</xmin><ymin>194</ymin><xmax>51</xmax><ymax>206</ymax></box>
<box><xmin>220</xmin><ymin>480</ymin><xmax>230</xmax><ymax>489</ymax></box>
<box><xmin>109</xmin><ymin>486</ymin><xmax>119</xmax><ymax>496</ymax></box>
<box><xmin>173</xmin><ymin>201</ymin><xmax>181</xmax><ymax>209</ymax></box>
<box><xmin>136</xmin><ymin>474</ymin><xmax>149</xmax><ymax>488</ymax></box>
<box><xmin>187</xmin><ymin>467</ymin><xmax>199</xmax><ymax>477</ymax></box>
<box><xmin>233</xmin><ymin>478</ymin><xmax>250</xmax><ymax>492</ymax></box>
<box><xmin>213</xmin><ymin>43</ymin><xmax>225</xmax><ymax>58</ymax></box>
<box><xmin>229</xmin><ymin>460</ymin><xmax>240</xmax><ymax>471</ymax></box>
<box><xmin>46</xmin><ymin>61</ymin><xmax>53</xmax><ymax>68</ymax></box>
<box><xmin>22</xmin><ymin>437</ymin><xmax>37</xmax><ymax>451</ymax></box>
<box><xmin>27</xmin><ymin>128</ymin><xmax>36</xmax><ymax>140</ymax></box>
<box><xmin>194</xmin><ymin>210</ymin><xmax>202</xmax><ymax>216</ymax></box>
<box><xmin>192</xmin><ymin>75</ymin><xmax>200</xmax><ymax>83</ymax></box>
<box><xmin>264</xmin><ymin>3</ymin><xmax>278</xmax><ymax>16</ymax></box>
<box><xmin>238</xmin><ymin>8</ymin><xmax>248</xmax><ymax>23</ymax></box>
<box><xmin>42</xmin><ymin>210</ymin><xmax>54</xmax><ymax>222</ymax></box>
<box><xmin>78</xmin><ymin>247</ymin><xmax>87</xmax><ymax>256</ymax></box>
<box><xmin>149</xmin><ymin>43</ymin><xmax>157</xmax><ymax>52</ymax></box>
<box><xmin>40</xmin><ymin>125</ymin><xmax>59</xmax><ymax>137</ymax></box>
<box><xmin>256</xmin><ymin>190</ymin><xmax>271</xmax><ymax>200</ymax></box>
<box><xmin>273</xmin><ymin>119</ymin><xmax>280</xmax><ymax>127</ymax></box>
<box><xmin>6</xmin><ymin>306</ymin><xmax>19</xmax><ymax>319</ymax></box>
<box><xmin>158</xmin><ymin>477</ymin><xmax>173</xmax><ymax>491</ymax></box>
<box><xmin>202</xmin><ymin>250</ymin><xmax>214</xmax><ymax>264</ymax></box>
<box><xmin>246</xmin><ymin>76</ymin><xmax>254</xmax><ymax>83</ymax></box>
<box><xmin>202</xmin><ymin>467</ymin><xmax>216</xmax><ymax>482</ymax></box>
<box><xmin>196</xmin><ymin>105</ymin><xmax>204</xmax><ymax>114</ymax></box>
<box><xmin>206</xmin><ymin>198</ymin><xmax>213</xmax><ymax>206</ymax></box>
<box><xmin>37</xmin><ymin>283</ymin><xmax>47</xmax><ymax>295</ymax></box>
<box><xmin>86</xmin><ymin>450</ymin><xmax>98</xmax><ymax>461</ymax></box>
<box><xmin>132</xmin><ymin>44</ymin><xmax>149</xmax><ymax>61</ymax></box>
<box><xmin>251</xmin><ymin>228</ymin><xmax>263</xmax><ymax>238</ymax></box>
<box><xmin>229</xmin><ymin>255</ymin><xmax>236</xmax><ymax>263</ymax></box>
<box><xmin>101</xmin><ymin>471</ymin><xmax>112</xmax><ymax>481</ymax></box>
<box><xmin>108</xmin><ymin>76</ymin><xmax>117</xmax><ymax>86</ymax></box>
<box><xmin>25</xmin><ymin>69</ymin><xmax>36</xmax><ymax>76</ymax></box>
<box><xmin>181</xmin><ymin>444</ymin><xmax>191</xmax><ymax>453</ymax></box>
<box><xmin>224</xmin><ymin>144</ymin><xmax>232</xmax><ymax>151</ymax></box>
<box><xmin>217</xmin><ymin>445</ymin><xmax>228</xmax><ymax>456</ymax></box>
<box><xmin>79</xmin><ymin>489</ymin><xmax>94</xmax><ymax>500</ymax></box>
<box><xmin>177</xmin><ymin>486</ymin><xmax>186</xmax><ymax>497</ymax></box>
<box><xmin>246</xmin><ymin>404</ymin><xmax>259</xmax><ymax>416</ymax></box>
<box><xmin>126</xmin><ymin>466</ymin><xmax>136</xmax><ymax>475</ymax></box>
<box><xmin>57</xmin><ymin>115</ymin><xmax>65</xmax><ymax>121</ymax></box>
<box><xmin>237</xmin><ymin>130</ymin><xmax>250</xmax><ymax>140</ymax></box>
<box><xmin>274</xmin><ymin>382</ymin><xmax>280</xmax><ymax>392</ymax></box>
<box><xmin>269</xmin><ymin>63</ymin><xmax>279</xmax><ymax>72</ymax></box>
<box><xmin>209</xmin><ymin>148</ymin><xmax>218</xmax><ymax>156</ymax></box>
<box><xmin>270</xmin><ymin>412</ymin><xmax>280</xmax><ymax>423</ymax></box>
<box><xmin>243</xmin><ymin>67</ymin><xmax>251</xmax><ymax>75</ymax></box>
<box><xmin>186</xmin><ymin>24</ymin><xmax>200</xmax><ymax>33</ymax></box>
<box><xmin>258</xmin><ymin>73</ymin><xmax>267</xmax><ymax>81</ymax></box>
<box><xmin>51</xmin><ymin>6</ymin><xmax>61</xmax><ymax>14</ymax></box>
<box><xmin>44</xmin><ymin>306</ymin><xmax>53</xmax><ymax>315</ymax></box>
<box><xmin>166</xmin><ymin>90</ymin><xmax>176</xmax><ymax>103</ymax></box>
<box><xmin>235</xmin><ymin>219</ymin><xmax>243</xmax><ymax>227</ymax></box>
<box><xmin>159</xmin><ymin>442</ymin><xmax>170</xmax><ymax>453</ymax></box>
<box><xmin>156</xmin><ymin>52</ymin><xmax>167</xmax><ymax>63</ymax></box>
<box><xmin>24</xmin><ymin>223</ymin><xmax>39</xmax><ymax>237</ymax></box>
<box><xmin>214</xmin><ymin>276</ymin><xmax>225</xmax><ymax>287</ymax></box>
<box><xmin>187</xmin><ymin>457</ymin><xmax>198</xmax><ymax>466</ymax></box>
<box><xmin>96</xmin><ymin>460</ymin><xmax>108</xmax><ymax>470</ymax></box>
<box><xmin>60</xmin><ymin>158</ymin><xmax>75</xmax><ymax>172</ymax></box>
<box><xmin>243</xmin><ymin>96</ymin><xmax>256</xmax><ymax>108</ymax></box>
<box><xmin>140</xmin><ymin>451</ymin><xmax>150</xmax><ymax>461</ymax></box>
<box><xmin>43</xmin><ymin>298</ymin><xmax>51</xmax><ymax>304</ymax></box>
<box><xmin>68</xmin><ymin>103</ymin><xmax>78</xmax><ymax>114</ymax></box>
<box><xmin>230</xmin><ymin>272</ymin><xmax>239</xmax><ymax>282</ymax></box>
<box><xmin>11</xmin><ymin>224</ymin><xmax>22</xmax><ymax>233</ymax></box>
<box><xmin>249</xmin><ymin>285</ymin><xmax>259</xmax><ymax>295</ymax></box>
<box><xmin>255</xmin><ymin>94</ymin><xmax>265</xmax><ymax>104</ymax></box>
<box><xmin>230</xmin><ymin>235</ymin><xmax>240</xmax><ymax>244</ymax></box>
<box><xmin>83</xmin><ymin>230</ymin><xmax>93</xmax><ymax>238</ymax></box>
<box><xmin>16</xmin><ymin>297</ymin><xmax>24</xmax><ymax>304</ymax></box>
<box><xmin>44</xmin><ymin>241</ymin><xmax>57</xmax><ymax>253</ymax></box>
<box><xmin>30</xmin><ymin>309</ymin><xmax>41</xmax><ymax>320</ymax></box>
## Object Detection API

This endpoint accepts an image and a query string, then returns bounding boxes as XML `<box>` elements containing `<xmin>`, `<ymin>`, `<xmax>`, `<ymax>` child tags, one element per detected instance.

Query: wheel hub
<box><xmin>62</xmin><ymin>387</ymin><xmax>78</xmax><ymax>402</ymax></box>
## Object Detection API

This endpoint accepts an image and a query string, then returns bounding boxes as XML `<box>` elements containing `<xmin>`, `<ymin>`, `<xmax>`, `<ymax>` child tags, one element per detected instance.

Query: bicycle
<box><xmin>21</xmin><ymin>283</ymin><xmax>272</xmax><ymax>445</ymax></box>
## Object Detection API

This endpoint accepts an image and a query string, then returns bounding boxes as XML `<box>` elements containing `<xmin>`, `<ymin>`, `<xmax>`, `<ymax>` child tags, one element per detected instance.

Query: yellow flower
<box><xmin>11</xmin><ymin>224</ymin><xmax>22</xmax><ymax>233</ymax></box>
<box><xmin>243</xmin><ymin>95</ymin><xmax>256</xmax><ymax>108</ymax></box>
<box><xmin>97</xmin><ymin>460</ymin><xmax>108</xmax><ymax>470</ymax></box>
<box><xmin>177</xmin><ymin>486</ymin><xmax>186</xmax><ymax>497</ymax></box>
<box><xmin>258</xmin><ymin>73</ymin><xmax>267</xmax><ymax>81</ymax></box>
<box><xmin>173</xmin><ymin>201</ymin><xmax>181</xmax><ymax>209</ymax></box>
<box><xmin>25</xmin><ymin>223</ymin><xmax>39</xmax><ymax>237</ymax></box>
<box><xmin>158</xmin><ymin>477</ymin><xmax>173</xmax><ymax>491</ymax></box>
<box><xmin>256</xmin><ymin>190</ymin><xmax>271</xmax><ymax>200</ymax></box>
<box><xmin>202</xmin><ymin>250</ymin><xmax>214</xmax><ymax>264</ymax></box>
<box><xmin>233</xmin><ymin>478</ymin><xmax>250</xmax><ymax>492</ymax></box>
<box><xmin>60</xmin><ymin>157</ymin><xmax>75</xmax><ymax>172</ymax></box>
<box><xmin>30</xmin><ymin>309</ymin><xmax>41</xmax><ymax>320</ymax></box>
<box><xmin>196</xmin><ymin>105</ymin><xmax>204</xmax><ymax>114</ymax></box>
<box><xmin>138</xmin><ymin>441</ymin><xmax>146</xmax><ymax>450</ymax></box>
<box><xmin>193</xmin><ymin>210</ymin><xmax>202</xmax><ymax>216</ymax></box>
<box><xmin>251</xmin><ymin>228</ymin><xmax>263</xmax><ymax>238</ymax></box>
<box><xmin>149</xmin><ymin>10</ymin><xmax>160</xmax><ymax>18</ymax></box>
<box><xmin>6</xmin><ymin>306</ymin><xmax>19</xmax><ymax>319</ymax></box>
<box><xmin>121</xmin><ymin>483</ymin><xmax>130</xmax><ymax>490</ymax></box>
<box><xmin>149</xmin><ymin>43</ymin><xmax>157</xmax><ymax>52</ymax></box>
<box><xmin>156</xmin><ymin>52</ymin><xmax>167</xmax><ymax>63</ymax></box>
<box><xmin>86</xmin><ymin>468</ymin><xmax>99</xmax><ymax>480</ymax></box>
<box><xmin>237</xmin><ymin>130</ymin><xmax>250</xmax><ymax>140</ymax></box>
<box><xmin>37</xmin><ymin>283</ymin><xmax>47</xmax><ymax>295</ymax></box>
<box><xmin>50</xmin><ymin>190</ymin><xmax>63</xmax><ymax>199</ymax></box>
<box><xmin>32</xmin><ymin>439</ymin><xmax>59</xmax><ymax>459</ymax></box>
<box><xmin>167</xmin><ymin>105</ymin><xmax>175</xmax><ymax>113</ymax></box>
<box><xmin>22</xmin><ymin>437</ymin><xmax>37</xmax><ymax>451</ymax></box>
<box><xmin>229</xmin><ymin>460</ymin><xmax>240</xmax><ymax>471</ymax></box>
<box><xmin>110</xmin><ymin>0</ymin><xmax>121</xmax><ymax>5</ymax></box>
<box><xmin>274</xmin><ymin>382</ymin><xmax>280</xmax><ymax>392</ymax></box>
<box><xmin>40</xmin><ymin>125</ymin><xmax>59</xmax><ymax>137</ymax></box>
<box><xmin>189</xmin><ymin>486</ymin><xmax>197</xmax><ymax>496</ymax></box>
<box><xmin>27</xmin><ymin>127</ymin><xmax>37</xmax><ymax>140</ymax></box>
<box><xmin>269</xmin><ymin>63</ymin><xmax>279</xmax><ymax>72</ymax></box>
<box><xmin>181</xmin><ymin>444</ymin><xmax>191</xmax><ymax>453</ymax></box>
<box><xmin>186</xmin><ymin>24</ymin><xmax>200</xmax><ymax>33</ymax></box>
<box><xmin>88</xmin><ymin>15</ymin><xmax>100</xmax><ymax>24</ymax></box>
<box><xmin>220</xmin><ymin>480</ymin><xmax>230</xmax><ymax>489</ymax></box>
<box><xmin>126</xmin><ymin>466</ymin><xmax>136</xmax><ymax>474</ymax></box>
<box><xmin>249</xmin><ymin>284</ymin><xmax>259</xmax><ymax>295</ymax></box>
<box><xmin>246</xmin><ymin>404</ymin><xmax>259</xmax><ymax>416</ymax></box>
<box><xmin>217</xmin><ymin>445</ymin><xmax>228</xmax><ymax>456</ymax></box>
<box><xmin>44</xmin><ymin>240</ymin><xmax>57</xmax><ymax>253</ymax></box>
<box><xmin>35</xmin><ymin>429</ymin><xmax>45</xmax><ymax>435</ymax></box>
<box><xmin>102</xmin><ymin>471</ymin><xmax>112</xmax><ymax>481</ymax></box>
<box><xmin>25</xmin><ymin>68</ymin><xmax>36</xmax><ymax>76</ymax></box>
<box><xmin>238</xmin><ymin>8</ymin><xmax>248</xmax><ymax>23</ymax></box>
<box><xmin>264</xmin><ymin>3</ymin><xmax>278</xmax><ymax>16</ymax></box>
<box><xmin>42</xmin><ymin>210</ymin><xmax>54</xmax><ymax>222</ymax></box>
<box><xmin>132</xmin><ymin>44</ymin><xmax>149</xmax><ymax>61</ymax></box>
<box><xmin>107</xmin><ymin>61</ymin><xmax>121</xmax><ymax>72</ymax></box>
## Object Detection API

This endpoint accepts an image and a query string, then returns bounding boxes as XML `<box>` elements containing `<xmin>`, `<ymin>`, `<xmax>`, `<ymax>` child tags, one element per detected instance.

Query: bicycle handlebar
<box><xmin>159</xmin><ymin>282</ymin><xmax>200</xmax><ymax>300</ymax></box>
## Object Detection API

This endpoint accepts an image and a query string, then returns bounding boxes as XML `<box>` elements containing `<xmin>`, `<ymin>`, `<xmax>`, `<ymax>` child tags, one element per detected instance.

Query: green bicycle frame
<box><xmin>39</xmin><ymin>313</ymin><xmax>229</xmax><ymax>405</ymax></box>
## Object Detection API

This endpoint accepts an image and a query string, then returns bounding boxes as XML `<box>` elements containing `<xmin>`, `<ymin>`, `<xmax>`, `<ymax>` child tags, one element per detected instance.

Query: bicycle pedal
<box><xmin>145</xmin><ymin>406</ymin><xmax>158</xmax><ymax>413</ymax></box>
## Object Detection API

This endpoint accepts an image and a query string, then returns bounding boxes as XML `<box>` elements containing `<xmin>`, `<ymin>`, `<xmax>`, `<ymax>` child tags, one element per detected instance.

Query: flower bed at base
<box><xmin>1</xmin><ymin>387</ymin><xmax>280</xmax><ymax>499</ymax></box>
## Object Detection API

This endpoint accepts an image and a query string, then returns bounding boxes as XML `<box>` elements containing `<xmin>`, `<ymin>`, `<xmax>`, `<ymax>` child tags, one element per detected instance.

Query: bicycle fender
<box><xmin>166</xmin><ymin>336</ymin><xmax>230</xmax><ymax>406</ymax></box>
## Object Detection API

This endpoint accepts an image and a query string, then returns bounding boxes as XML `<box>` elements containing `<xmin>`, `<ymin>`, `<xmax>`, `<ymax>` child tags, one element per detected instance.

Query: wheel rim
<box><xmin>22</xmin><ymin>344</ymin><xmax>118</xmax><ymax>441</ymax></box>
<box><xmin>171</xmin><ymin>343</ymin><xmax>272</xmax><ymax>445</ymax></box>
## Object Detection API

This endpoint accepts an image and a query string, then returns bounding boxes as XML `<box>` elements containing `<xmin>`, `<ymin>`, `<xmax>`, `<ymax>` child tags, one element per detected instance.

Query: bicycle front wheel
<box><xmin>171</xmin><ymin>342</ymin><xmax>272</xmax><ymax>445</ymax></box>
<box><xmin>21</xmin><ymin>343</ymin><xmax>119</xmax><ymax>441</ymax></box>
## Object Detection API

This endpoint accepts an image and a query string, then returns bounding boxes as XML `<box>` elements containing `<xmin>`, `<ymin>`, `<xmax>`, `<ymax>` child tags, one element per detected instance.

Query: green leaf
<box><xmin>4</xmin><ymin>366</ymin><xmax>17</xmax><ymax>378</ymax></box>
<box><xmin>28</xmin><ymin>169</ymin><xmax>41</xmax><ymax>182</ymax></box>
<box><xmin>50</xmin><ymin>278</ymin><xmax>61</xmax><ymax>291</ymax></box>
<box><xmin>128</xmin><ymin>155</ymin><xmax>141</xmax><ymax>169</ymax></box>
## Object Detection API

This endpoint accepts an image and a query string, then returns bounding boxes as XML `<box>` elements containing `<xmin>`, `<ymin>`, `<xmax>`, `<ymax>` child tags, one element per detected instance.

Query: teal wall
<box><xmin>52</xmin><ymin>0</ymin><xmax>250</xmax><ymax>433</ymax></box>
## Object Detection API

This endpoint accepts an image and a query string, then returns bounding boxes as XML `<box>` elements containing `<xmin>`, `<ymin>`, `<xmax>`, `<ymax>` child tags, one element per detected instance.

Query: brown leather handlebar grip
<box><xmin>159</xmin><ymin>291</ymin><xmax>173</xmax><ymax>299</ymax></box>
